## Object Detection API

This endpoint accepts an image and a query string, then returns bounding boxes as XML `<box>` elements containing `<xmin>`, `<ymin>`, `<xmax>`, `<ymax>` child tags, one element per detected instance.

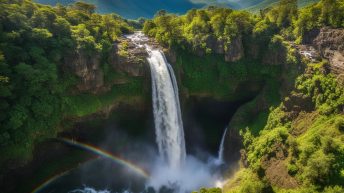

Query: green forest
<box><xmin>143</xmin><ymin>0</ymin><xmax>343</xmax><ymax>50</ymax></box>
<box><xmin>0</xmin><ymin>0</ymin><xmax>141</xmax><ymax>163</ymax></box>
<box><xmin>0</xmin><ymin>0</ymin><xmax>343</xmax><ymax>193</ymax></box>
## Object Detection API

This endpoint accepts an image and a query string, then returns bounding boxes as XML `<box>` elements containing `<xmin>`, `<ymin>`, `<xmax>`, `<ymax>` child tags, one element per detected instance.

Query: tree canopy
<box><xmin>0</xmin><ymin>0</ymin><xmax>134</xmax><ymax>163</ymax></box>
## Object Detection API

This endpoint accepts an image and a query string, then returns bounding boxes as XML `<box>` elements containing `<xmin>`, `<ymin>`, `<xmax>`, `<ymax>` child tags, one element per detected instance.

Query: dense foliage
<box><xmin>0</xmin><ymin>0</ymin><xmax>135</xmax><ymax>163</ymax></box>
<box><xmin>246</xmin><ymin>0</ymin><xmax>319</xmax><ymax>13</ymax></box>
<box><xmin>143</xmin><ymin>7</ymin><xmax>254</xmax><ymax>53</ymax></box>
<box><xmin>143</xmin><ymin>0</ymin><xmax>343</xmax><ymax>51</ymax></box>
<box><xmin>174</xmin><ymin>51</ymin><xmax>281</xmax><ymax>100</ymax></box>
<box><xmin>0</xmin><ymin>0</ymin><xmax>343</xmax><ymax>192</ymax></box>
<box><xmin>137</xmin><ymin>1</ymin><xmax>344</xmax><ymax>192</ymax></box>
<box><xmin>228</xmin><ymin>62</ymin><xmax>344</xmax><ymax>192</ymax></box>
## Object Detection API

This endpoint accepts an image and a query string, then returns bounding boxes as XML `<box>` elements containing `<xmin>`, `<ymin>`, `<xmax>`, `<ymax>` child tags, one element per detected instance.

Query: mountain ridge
<box><xmin>35</xmin><ymin>0</ymin><xmax>321</xmax><ymax>19</ymax></box>
<box><xmin>246</xmin><ymin>0</ymin><xmax>319</xmax><ymax>12</ymax></box>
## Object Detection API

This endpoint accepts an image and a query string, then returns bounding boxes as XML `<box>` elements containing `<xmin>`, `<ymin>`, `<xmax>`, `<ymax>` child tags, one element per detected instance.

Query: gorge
<box><xmin>0</xmin><ymin>1</ymin><xmax>343</xmax><ymax>193</ymax></box>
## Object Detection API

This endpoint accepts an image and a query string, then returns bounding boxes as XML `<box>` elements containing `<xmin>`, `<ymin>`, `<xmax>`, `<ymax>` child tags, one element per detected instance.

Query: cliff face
<box><xmin>312</xmin><ymin>28</ymin><xmax>344</xmax><ymax>75</ymax></box>
<box><xmin>64</xmin><ymin>51</ymin><xmax>104</xmax><ymax>93</ymax></box>
<box><xmin>224</xmin><ymin>36</ymin><xmax>245</xmax><ymax>62</ymax></box>
<box><xmin>192</xmin><ymin>35</ymin><xmax>245</xmax><ymax>62</ymax></box>
<box><xmin>113</xmin><ymin>40</ymin><xmax>149</xmax><ymax>77</ymax></box>
<box><xmin>64</xmin><ymin>39</ymin><xmax>149</xmax><ymax>94</ymax></box>
<box><xmin>223</xmin><ymin>28</ymin><xmax>344</xmax><ymax>192</ymax></box>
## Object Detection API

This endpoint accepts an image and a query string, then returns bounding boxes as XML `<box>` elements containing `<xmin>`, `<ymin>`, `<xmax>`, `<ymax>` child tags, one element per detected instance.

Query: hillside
<box><xmin>34</xmin><ymin>0</ymin><xmax>204</xmax><ymax>19</ymax></box>
<box><xmin>246</xmin><ymin>0</ymin><xmax>319</xmax><ymax>12</ymax></box>
<box><xmin>34</xmin><ymin>0</ymin><xmax>320</xmax><ymax>18</ymax></box>
<box><xmin>144</xmin><ymin>0</ymin><xmax>344</xmax><ymax>192</ymax></box>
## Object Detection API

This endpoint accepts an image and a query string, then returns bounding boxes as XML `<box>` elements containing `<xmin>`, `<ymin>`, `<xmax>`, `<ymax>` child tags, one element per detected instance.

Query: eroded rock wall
<box><xmin>64</xmin><ymin>38</ymin><xmax>150</xmax><ymax>94</ymax></box>
<box><xmin>312</xmin><ymin>27</ymin><xmax>344</xmax><ymax>75</ymax></box>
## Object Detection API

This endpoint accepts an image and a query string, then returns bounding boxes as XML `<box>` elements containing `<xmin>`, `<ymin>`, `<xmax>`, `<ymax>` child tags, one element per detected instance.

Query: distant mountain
<box><xmin>33</xmin><ymin>0</ymin><xmax>265</xmax><ymax>19</ymax></box>
<box><xmin>190</xmin><ymin>0</ymin><xmax>263</xmax><ymax>9</ymax></box>
<box><xmin>246</xmin><ymin>0</ymin><xmax>319</xmax><ymax>12</ymax></box>
<box><xmin>34</xmin><ymin>0</ymin><xmax>205</xmax><ymax>19</ymax></box>
<box><xmin>34</xmin><ymin>0</ymin><xmax>320</xmax><ymax>19</ymax></box>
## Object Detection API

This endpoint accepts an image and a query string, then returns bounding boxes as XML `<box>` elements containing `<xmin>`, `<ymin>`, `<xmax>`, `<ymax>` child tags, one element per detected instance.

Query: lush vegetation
<box><xmin>0</xmin><ymin>0</ymin><xmax>343</xmax><ymax>192</ymax></box>
<box><xmin>35</xmin><ymin>0</ymin><xmax>201</xmax><ymax>19</ymax></box>
<box><xmin>140</xmin><ymin>0</ymin><xmax>344</xmax><ymax>192</ymax></box>
<box><xmin>293</xmin><ymin>0</ymin><xmax>344</xmax><ymax>43</ymax></box>
<box><xmin>0</xmin><ymin>0</ymin><xmax>138</xmax><ymax>164</ymax></box>
<box><xmin>225</xmin><ymin>62</ymin><xmax>344</xmax><ymax>193</ymax></box>
<box><xmin>175</xmin><ymin>51</ymin><xmax>281</xmax><ymax>100</ymax></box>
<box><xmin>143</xmin><ymin>0</ymin><xmax>343</xmax><ymax>51</ymax></box>
<box><xmin>246</xmin><ymin>0</ymin><xmax>319</xmax><ymax>12</ymax></box>
<box><xmin>143</xmin><ymin>7</ymin><xmax>254</xmax><ymax>53</ymax></box>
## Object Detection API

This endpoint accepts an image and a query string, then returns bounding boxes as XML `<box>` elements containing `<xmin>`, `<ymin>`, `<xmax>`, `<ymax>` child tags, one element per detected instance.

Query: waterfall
<box><xmin>125</xmin><ymin>32</ymin><xmax>186</xmax><ymax>169</ymax></box>
<box><xmin>147</xmin><ymin>47</ymin><xmax>186</xmax><ymax>169</ymax></box>
<box><xmin>217</xmin><ymin>127</ymin><xmax>228</xmax><ymax>164</ymax></box>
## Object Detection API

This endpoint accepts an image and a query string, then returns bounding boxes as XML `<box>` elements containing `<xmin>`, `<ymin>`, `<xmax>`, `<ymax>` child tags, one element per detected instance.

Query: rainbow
<box><xmin>61</xmin><ymin>138</ymin><xmax>149</xmax><ymax>179</ymax></box>
<box><xmin>31</xmin><ymin>158</ymin><xmax>100</xmax><ymax>193</ymax></box>
<box><xmin>30</xmin><ymin>139</ymin><xmax>149</xmax><ymax>193</ymax></box>
<box><xmin>31</xmin><ymin>170</ymin><xmax>70</xmax><ymax>193</ymax></box>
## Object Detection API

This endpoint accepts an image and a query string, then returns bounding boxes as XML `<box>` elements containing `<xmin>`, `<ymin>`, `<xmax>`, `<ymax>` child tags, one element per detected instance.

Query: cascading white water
<box><xmin>126</xmin><ymin>32</ymin><xmax>186</xmax><ymax>169</ymax></box>
<box><xmin>70</xmin><ymin>187</ymin><xmax>110</xmax><ymax>193</ymax></box>
<box><xmin>217</xmin><ymin>127</ymin><xmax>228</xmax><ymax>164</ymax></box>
<box><xmin>125</xmin><ymin>32</ymin><xmax>217</xmax><ymax>193</ymax></box>
<box><xmin>146</xmin><ymin>47</ymin><xmax>186</xmax><ymax>169</ymax></box>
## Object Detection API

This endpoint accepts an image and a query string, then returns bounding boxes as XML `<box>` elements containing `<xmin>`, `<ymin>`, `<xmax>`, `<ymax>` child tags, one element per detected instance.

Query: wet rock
<box><xmin>297</xmin><ymin>45</ymin><xmax>321</xmax><ymax>62</ymax></box>
<box><xmin>163</xmin><ymin>48</ymin><xmax>177</xmax><ymax>64</ymax></box>
<box><xmin>223</xmin><ymin>126</ymin><xmax>243</xmax><ymax>164</ymax></box>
